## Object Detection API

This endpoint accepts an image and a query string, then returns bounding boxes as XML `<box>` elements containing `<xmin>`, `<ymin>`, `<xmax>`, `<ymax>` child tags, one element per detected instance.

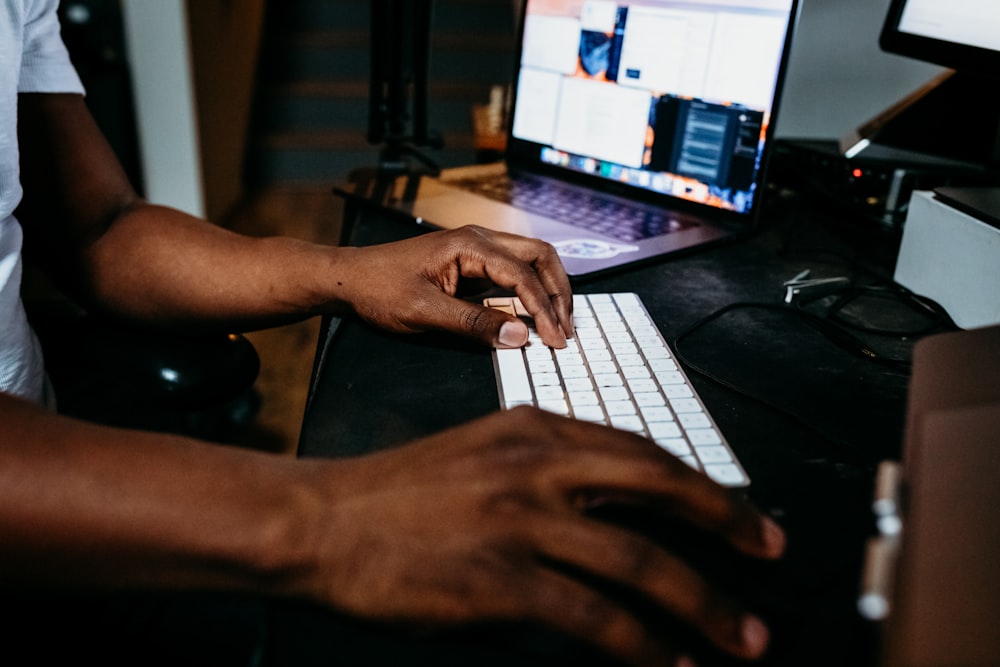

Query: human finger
<box><xmin>523</xmin><ymin>510</ymin><xmax>773</xmax><ymax>662</ymax></box>
<box><xmin>448</xmin><ymin>227</ymin><xmax>573</xmax><ymax>347</ymax></box>
<box><xmin>520</xmin><ymin>409</ymin><xmax>785</xmax><ymax>560</ymax></box>
<box><xmin>487</xmin><ymin>565</ymin><xmax>675</xmax><ymax>666</ymax></box>
<box><xmin>498</xmin><ymin>235</ymin><xmax>574</xmax><ymax>346</ymax></box>
<box><xmin>431</xmin><ymin>295</ymin><xmax>533</xmax><ymax>348</ymax></box>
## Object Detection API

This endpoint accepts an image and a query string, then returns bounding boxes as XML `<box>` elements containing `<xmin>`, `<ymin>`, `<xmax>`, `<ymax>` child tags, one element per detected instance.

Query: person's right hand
<box><xmin>298</xmin><ymin>407</ymin><xmax>785</xmax><ymax>665</ymax></box>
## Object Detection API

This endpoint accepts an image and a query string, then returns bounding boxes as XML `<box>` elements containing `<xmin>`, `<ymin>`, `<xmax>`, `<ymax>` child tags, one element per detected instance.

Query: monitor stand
<box><xmin>368</xmin><ymin>0</ymin><xmax>442</xmax><ymax>177</ymax></box>
<box><xmin>839</xmin><ymin>70</ymin><xmax>1000</xmax><ymax>174</ymax></box>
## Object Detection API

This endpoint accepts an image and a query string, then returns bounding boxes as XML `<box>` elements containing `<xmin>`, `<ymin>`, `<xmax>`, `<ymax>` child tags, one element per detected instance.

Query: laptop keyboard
<box><xmin>452</xmin><ymin>174</ymin><xmax>695</xmax><ymax>243</ymax></box>
<box><xmin>486</xmin><ymin>292</ymin><xmax>749</xmax><ymax>487</ymax></box>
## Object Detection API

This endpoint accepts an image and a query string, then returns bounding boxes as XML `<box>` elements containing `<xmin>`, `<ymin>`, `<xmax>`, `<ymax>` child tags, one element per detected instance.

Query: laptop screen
<box><xmin>508</xmin><ymin>0</ymin><xmax>797</xmax><ymax>216</ymax></box>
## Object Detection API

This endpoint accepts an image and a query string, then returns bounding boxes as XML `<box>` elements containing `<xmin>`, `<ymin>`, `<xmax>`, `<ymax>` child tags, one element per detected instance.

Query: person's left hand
<box><xmin>330</xmin><ymin>226</ymin><xmax>574</xmax><ymax>348</ymax></box>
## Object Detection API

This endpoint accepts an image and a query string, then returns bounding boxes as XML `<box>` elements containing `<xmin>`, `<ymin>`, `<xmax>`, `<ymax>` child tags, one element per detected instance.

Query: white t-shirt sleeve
<box><xmin>18</xmin><ymin>0</ymin><xmax>85</xmax><ymax>94</ymax></box>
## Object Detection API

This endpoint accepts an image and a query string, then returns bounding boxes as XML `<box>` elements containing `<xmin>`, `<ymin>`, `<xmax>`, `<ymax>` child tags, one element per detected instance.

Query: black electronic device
<box><xmin>840</xmin><ymin>0</ymin><xmax>1000</xmax><ymax>170</ymax></box>
<box><xmin>367</xmin><ymin>0</ymin><xmax>441</xmax><ymax>175</ymax></box>
<box><xmin>770</xmin><ymin>138</ymin><xmax>995</xmax><ymax>229</ymax></box>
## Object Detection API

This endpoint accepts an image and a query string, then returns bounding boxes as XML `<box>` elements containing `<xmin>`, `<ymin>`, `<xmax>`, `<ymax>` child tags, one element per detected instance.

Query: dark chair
<box><xmin>28</xmin><ymin>301</ymin><xmax>261</xmax><ymax>443</ymax></box>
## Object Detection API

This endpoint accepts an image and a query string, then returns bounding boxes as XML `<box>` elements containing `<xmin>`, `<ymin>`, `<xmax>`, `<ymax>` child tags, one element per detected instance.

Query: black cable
<box><xmin>826</xmin><ymin>283</ymin><xmax>957</xmax><ymax>337</ymax></box>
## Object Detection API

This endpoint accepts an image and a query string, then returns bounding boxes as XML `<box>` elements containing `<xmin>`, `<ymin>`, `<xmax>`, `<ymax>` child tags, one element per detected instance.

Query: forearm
<box><xmin>15</xmin><ymin>92</ymin><xmax>358</xmax><ymax>333</ymax></box>
<box><xmin>0</xmin><ymin>392</ymin><xmax>320</xmax><ymax>595</ymax></box>
<box><xmin>0</xmin><ymin>393</ymin><xmax>786</xmax><ymax>662</ymax></box>
<box><xmin>76</xmin><ymin>202</ymin><xmax>357</xmax><ymax>332</ymax></box>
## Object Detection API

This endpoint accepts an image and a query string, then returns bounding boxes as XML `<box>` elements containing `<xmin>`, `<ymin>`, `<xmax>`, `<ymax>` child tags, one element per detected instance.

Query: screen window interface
<box><xmin>512</xmin><ymin>0</ymin><xmax>793</xmax><ymax>213</ymax></box>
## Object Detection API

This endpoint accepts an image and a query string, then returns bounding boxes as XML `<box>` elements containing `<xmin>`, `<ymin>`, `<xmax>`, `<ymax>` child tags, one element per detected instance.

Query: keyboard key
<box><xmin>656</xmin><ymin>438</ymin><xmax>691</xmax><ymax>457</ymax></box>
<box><xmin>495</xmin><ymin>348</ymin><xmax>532</xmax><ymax>404</ymax></box>
<box><xmin>704</xmin><ymin>464</ymin><xmax>748</xmax><ymax>486</ymax></box>
<box><xmin>678</xmin><ymin>412</ymin><xmax>711</xmax><ymax>429</ymax></box>
<box><xmin>640</xmin><ymin>406</ymin><xmax>675</xmax><ymax>422</ymax></box>
<box><xmin>539</xmin><ymin>400</ymin><xmax>570</xmax><ymax>416</ymax></box>
<box><xmin>687</xmin><ymin>428</ymin><xmax>723</xmax><ymax>446</ymax></box>
<box><xmin>453</xmin><ymin>175</ymin><xmax>697</xmax><ymax>244</ymax></box>
<box><xmin>696</xmin><ymin>445</ymin><xmax>733</xmax><ymax>464</ymax></box>
<box><xmin>648</xmin><ymin>421</ymin><xmax>682</xmax><ymax>439</ymax></box>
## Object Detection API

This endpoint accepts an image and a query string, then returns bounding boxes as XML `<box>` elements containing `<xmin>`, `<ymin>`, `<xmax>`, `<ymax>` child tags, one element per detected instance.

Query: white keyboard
<box><xmin>486</xmin><ymin>292</ymin><xmax>749</xmax><ymax>487</ymax></box>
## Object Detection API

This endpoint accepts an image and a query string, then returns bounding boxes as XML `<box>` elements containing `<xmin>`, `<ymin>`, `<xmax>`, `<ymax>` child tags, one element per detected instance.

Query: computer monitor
<box><xmin>840</xmin><ymin>0</ymin><xmax>1000</xmax><ymax>169</ymax></box>
<box><xmin>879</xmin><ymin>0</ymin><xmax>1000</xmax><ymax>78</ymax></box>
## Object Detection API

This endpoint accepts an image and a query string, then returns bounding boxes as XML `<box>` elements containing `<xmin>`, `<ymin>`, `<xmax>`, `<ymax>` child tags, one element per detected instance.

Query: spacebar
<box><xmin>495</xmin><ymin>348</ymin><xmax>533</xmax><ymax>404</ymax></box>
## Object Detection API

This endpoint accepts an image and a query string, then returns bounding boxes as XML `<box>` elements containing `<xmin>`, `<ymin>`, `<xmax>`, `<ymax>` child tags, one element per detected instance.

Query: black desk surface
<box><xmin>288</xmin><ymin>184</ymin><xmax>947</xmax><ymax>666</ymax></box>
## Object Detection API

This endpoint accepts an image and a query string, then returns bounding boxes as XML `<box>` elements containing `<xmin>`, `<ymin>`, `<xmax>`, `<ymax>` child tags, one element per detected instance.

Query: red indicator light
<box><xmin>852</xmin><ymin>168</ymin><xmax>863</xmax><ymax>178</ymax></box>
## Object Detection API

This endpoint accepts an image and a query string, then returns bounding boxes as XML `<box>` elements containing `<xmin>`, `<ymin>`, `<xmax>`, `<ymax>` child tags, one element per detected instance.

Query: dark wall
<box><xmin>57</xmin><ymin>0</ymin><xmax>144</xmax><ymax>194</ymax></box>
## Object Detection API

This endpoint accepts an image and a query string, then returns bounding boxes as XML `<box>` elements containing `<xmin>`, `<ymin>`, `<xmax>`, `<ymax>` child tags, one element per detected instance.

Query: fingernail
<box><xmin>761</xmin><ymin>516</ymin><xmax>786</xmax><ymax>555</ymax></box>
<box><xmin>498</xmin><ymin>321</ymin><xmax>527</xmax><ymax>348</ymax></box>
<box><xmin>741</xmin><ymin>615</ymin><xmax>770</xmax><ymax>656</ymax></box>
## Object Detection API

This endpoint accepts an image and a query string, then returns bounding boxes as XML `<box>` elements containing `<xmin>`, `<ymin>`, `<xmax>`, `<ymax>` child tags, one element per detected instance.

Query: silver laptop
<box><xmin>344</xmin><ymin>0</ymin><xmax>801</xmax><ymax>278</ymax></box>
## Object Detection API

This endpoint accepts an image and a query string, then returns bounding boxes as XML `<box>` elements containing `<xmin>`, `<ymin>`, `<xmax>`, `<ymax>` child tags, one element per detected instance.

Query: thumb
<box><xmin>452</xmin><ymin>301</ymin><xmax>530</xmax><ymax>348</ymax></box>
<box><xmin>496</xmin><ymin>318</ymin><xmax>530</xmax><ymax>348</ymax></box>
